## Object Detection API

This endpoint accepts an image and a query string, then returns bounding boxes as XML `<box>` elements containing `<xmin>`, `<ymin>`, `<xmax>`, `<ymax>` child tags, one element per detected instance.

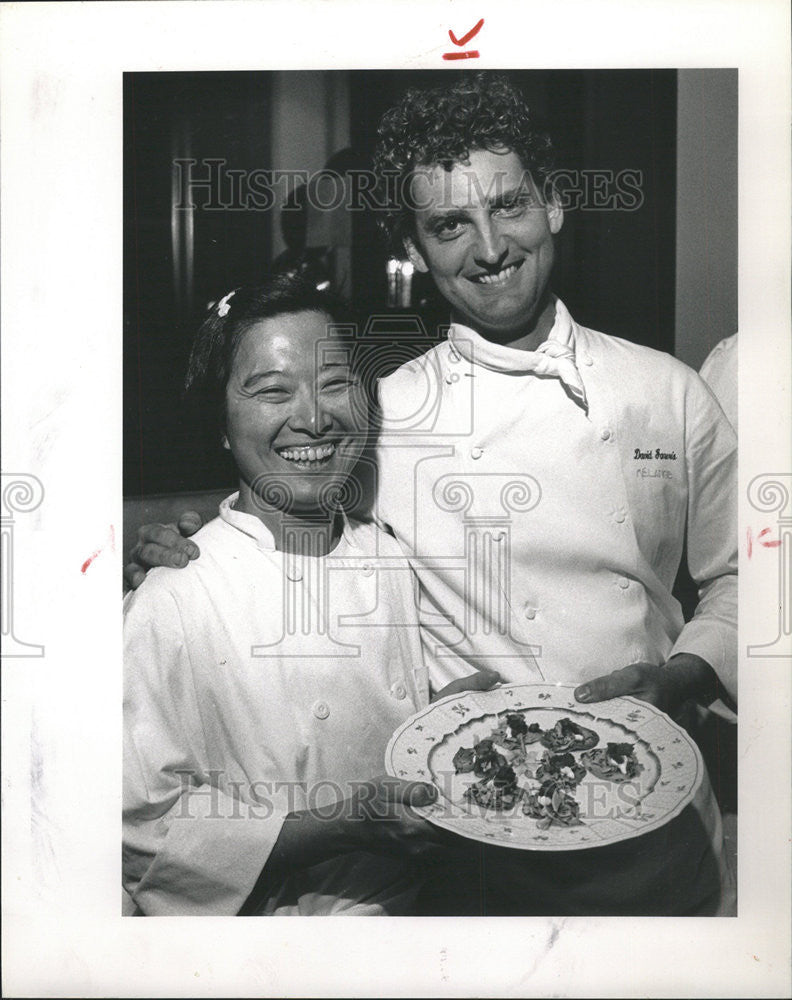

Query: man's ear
<box><xmin>403</xmin><ymin>235</ymin><xmax>430</xmax><ymax>274</ymax></box>
<box><xmin>547</xmin><ymin>198</ymin><xmax>564</xmax><ymax>235</ymax></box>
<box><xmin>221</xmin><ymin>434</ymin><xmax>230</xmax><ymax>451</ymax></box>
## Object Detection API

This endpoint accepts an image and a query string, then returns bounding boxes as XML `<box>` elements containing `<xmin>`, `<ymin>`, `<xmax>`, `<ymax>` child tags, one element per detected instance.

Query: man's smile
<box><xmin>468</xmin><ymin>259</ymin><xmax>524</xmax><ymax>286</ymax></box>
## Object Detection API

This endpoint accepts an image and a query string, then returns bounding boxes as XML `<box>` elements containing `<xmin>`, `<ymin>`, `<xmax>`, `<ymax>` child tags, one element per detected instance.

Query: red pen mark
<box><xmin>747</xmin><ymin>526</ymin><xmax>781</xmax><ymax>559</ymax></box>
<box><xmin>448</xmin><ymin>18</ymin><xmax>484</xmax><ymax>47</ymax></box>
<box><xmin>757</xmin><ymin>527</ymin><xmax>781</xmax><ymax>548</ymax></box>
<box><xmin>81</xmin><ymin>548</ymin><xmax>102</xmax><ymax>574</ymax></box>
<box><xmin>444</xmin><ymin>17</ymin><xmax>483</xmax><ymax>60</ymax></box>
<box><xmin>81</xmin><ymin>525</ymin><xmax>116</xmax><ymax>574</ymax></box>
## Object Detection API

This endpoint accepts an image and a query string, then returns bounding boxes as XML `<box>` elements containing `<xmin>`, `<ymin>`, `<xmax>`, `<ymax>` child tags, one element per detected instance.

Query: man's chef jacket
<box><xmin>376</xmin><ymin>298</ymin><xmax>737</xmax><ymax>703</ymax></box>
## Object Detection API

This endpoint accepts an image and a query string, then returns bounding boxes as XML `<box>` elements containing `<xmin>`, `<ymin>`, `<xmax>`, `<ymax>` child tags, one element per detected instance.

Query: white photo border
<box><xmin>1</xmin><ymin>1</ymin><xmax>789</xmax><ymax>997</ymax></box>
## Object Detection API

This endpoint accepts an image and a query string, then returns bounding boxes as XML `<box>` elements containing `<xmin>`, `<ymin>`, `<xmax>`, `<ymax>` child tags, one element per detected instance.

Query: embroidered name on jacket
<box><xmin>633</xmin><ymin>448</ymin><xmax>678</xmax><ymax>460</ymax></box>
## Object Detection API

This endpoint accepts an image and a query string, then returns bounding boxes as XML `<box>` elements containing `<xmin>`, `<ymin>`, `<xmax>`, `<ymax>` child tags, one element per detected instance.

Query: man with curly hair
<box><xmin>370</xmin><ymin>73</ymin><xmax>736</xmax><ymax>915</ymax></box>
<box><xmin>374</xmin><ymin>73</ymin><xmax>558</xmax><ymax>349</ymax></box>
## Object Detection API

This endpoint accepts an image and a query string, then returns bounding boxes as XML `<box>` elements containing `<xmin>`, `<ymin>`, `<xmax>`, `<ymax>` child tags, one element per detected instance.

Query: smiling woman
<box><xmin>122</xmin><ymin>273</ymin><xmax>452</xmax><ymax>916</ymax></box>
<box><xmin>184</xmin><ymin>278</ymin><xmax>368</xmax><ymax>546</ymax></box>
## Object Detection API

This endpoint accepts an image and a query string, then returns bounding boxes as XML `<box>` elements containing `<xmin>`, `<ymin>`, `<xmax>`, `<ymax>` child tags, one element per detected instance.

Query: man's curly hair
<box><xmin>373</xmin><ymin>73</ymin><xmax>554</xmax><ymax>255</ymax></box>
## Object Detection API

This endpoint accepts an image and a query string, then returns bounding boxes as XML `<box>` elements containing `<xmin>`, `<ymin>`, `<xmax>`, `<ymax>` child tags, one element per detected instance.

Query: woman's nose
<box><xmin>288</xmin><ymin>391</ymin><xmax>332</xmax><ymax>434</ymax></box>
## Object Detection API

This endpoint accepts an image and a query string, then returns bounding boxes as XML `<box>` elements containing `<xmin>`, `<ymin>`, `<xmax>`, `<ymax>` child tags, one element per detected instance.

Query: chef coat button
<box><xmin>285</xmin><ymin>564</ymin><xmax>303</xmax><ymax>582</ymax></box>
<box><xmin>582</xmin><ymin>355</ymin><xmax>594</xmax><ymax>366</ymax></box>
<box><xmin>618</xmin><ymin>578</ymin><xmax>630</xmax><ymax>590</ymax></box>
<box><xmin>361</xmin><ymin>562</ymin><xmax>375</xmax><ymax>577</ymax></box>
<box><xmin>614</xmin><ymin>511</ymin><xmax>626</xmax><ymax>524</ymax></box>
<box><xmin>600</xmin><ymin>428</ymin><xmax>612</xmax><ymax>441</ymax></box>
<box><xmin>471</xmin><ymin>446</ymin><xmax>484</xmax><ymax>460</ymax></box>
<box><xmin>391</xmin><ymin>682</ymin><xmax>407</xmax><ymax>700</ymax></box>
<box><xmin>445</xmin><ymin>372</ymin><xmax>459</xmax><ymax>384</ymax></box>
<box><xmin>312</xmin><ymin>700</ymin><xmax>330</xmax><ymax>720</ymax></box>
<box><xmin>523</xmin><ymin>605</ymin><xmax>537</xmax><ymax>620</ymax></box>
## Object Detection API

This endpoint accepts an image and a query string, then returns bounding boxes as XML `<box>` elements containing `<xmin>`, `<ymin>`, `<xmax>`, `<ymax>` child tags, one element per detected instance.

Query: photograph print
<box><xmin>122</xmin><ymin>68</ymin><xmax>738</xmax><ymax>917</ymax></box>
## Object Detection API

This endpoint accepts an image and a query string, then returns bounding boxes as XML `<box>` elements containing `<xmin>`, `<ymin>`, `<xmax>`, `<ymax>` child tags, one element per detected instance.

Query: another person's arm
<box><xmin>124</xmin><ymin>512</ymin><xmax>203</xmax><ymax>590</ymax></box>
<box><xmin>238</xmin><ymin>776</ymin><xmax>445</xmax><ymax>914</ymax></box>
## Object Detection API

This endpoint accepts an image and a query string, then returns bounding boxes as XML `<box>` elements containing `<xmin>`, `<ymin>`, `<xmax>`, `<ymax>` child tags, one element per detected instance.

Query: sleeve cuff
<box><xmin>670</xmin><ymin>622</ymin><xmax>737</xmax><ymax>706</ymax></box>
<box><xmin>131</xmin><ymin>791</ymin><xmax>288</xmax><ymax>916</ymax></box>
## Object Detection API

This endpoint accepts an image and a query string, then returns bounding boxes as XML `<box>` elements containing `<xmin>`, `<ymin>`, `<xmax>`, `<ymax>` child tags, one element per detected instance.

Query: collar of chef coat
<box><xmin>447</xmin><ymin>296</ymin><xmax>577</xmax><ymax>372</ymax></box>
<box><xmin>447</xmin><ymin>298</ymin><xmax>589</xmax><ymax>411</ymax></box>
<box><xmin>218</xmin><ymin>492</ymin><xmax>360</xmax><ymax>552</ymax></box>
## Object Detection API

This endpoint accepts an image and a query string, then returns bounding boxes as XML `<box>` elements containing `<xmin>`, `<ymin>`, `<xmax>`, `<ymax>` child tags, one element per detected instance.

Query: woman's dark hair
<box><xmin>373</xmin><ymin>72</ymin><xmax>555</xmax><ymax>255</ymax></box>
<box><xmin>184</xmin><ymin>272</ymin><xmax>354</xmax><ymax>434</ymax></box>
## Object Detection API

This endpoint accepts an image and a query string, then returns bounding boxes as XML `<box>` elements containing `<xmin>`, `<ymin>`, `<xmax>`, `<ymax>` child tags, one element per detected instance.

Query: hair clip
<box><xmin>216</xmin><ymin>290</ymin><xmax>237</xmax><ymax>317</ymax></box>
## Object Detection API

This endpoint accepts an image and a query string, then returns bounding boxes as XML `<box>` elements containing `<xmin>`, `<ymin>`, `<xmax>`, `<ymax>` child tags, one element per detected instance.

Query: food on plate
<box><xmin>535</xmin><ymin>751</ymin><xmax>586</xmax><ymax>787</ymax></box>
<box><xmin>497</xmin><ymin>713</ymin><xmax>544</xmax><ymax>749</ymax></box>
<box><xmin>522</xmin><ymin>778</ymin><xmax>583</xmax><ymax>829</ymax></box>
<box><xmin>470</xmin><ymin>738</ymin><xmax>507</xmax><ymax>779</ymax></box>
<box><xmin>540</xmin><ymin>717</ymin><xmax>600</xmax><ymax>752</ymax></box>
<box><xmin>453</xmin><ymin>738</ymin><xmax>508</xmax><ymax>777</ymax></box>
<box><xmin>453</xmin><ymin>709</ymin><xmax>599</xmax><ymax>827</ymax></box>
<box><xmin>464</xmin><ymin>764</ymin><xmax>520</xmax><ymax>810</ymax></box>
<box><xmin>449</xmin><ymin>709</ymin><xmax>643</xmax><ymax>831</ymax></box>
<box><xmin>580</xmin><ymin>742</ymin><xmax>642</xmax><ymax>782</ymax></box>
<box><xmin>452</xmin><ymin>746</ymin><xmax>476</xmax><ymax>773</ymax></box>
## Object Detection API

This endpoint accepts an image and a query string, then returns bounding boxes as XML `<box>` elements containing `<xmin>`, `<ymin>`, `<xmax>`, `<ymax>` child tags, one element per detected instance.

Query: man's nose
<box><xmin>288</xmin><ymin>390</ymin><xmax>333</xmax><ymax>435</ymax></box>
<box><xmin>472</xmin><ymin>219</ymin><xmax>508</xmax><ymax>270</ymax></box>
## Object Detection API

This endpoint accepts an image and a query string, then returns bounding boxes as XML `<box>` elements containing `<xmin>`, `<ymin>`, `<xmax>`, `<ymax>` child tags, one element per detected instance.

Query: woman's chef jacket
<box><xmin>123</xmin><ymin>498</ymin><xmax>429</xmax><ymax>915</ymax></box>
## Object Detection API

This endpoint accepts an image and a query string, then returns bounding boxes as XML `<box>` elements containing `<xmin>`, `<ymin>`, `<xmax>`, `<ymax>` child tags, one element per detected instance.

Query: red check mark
<box><xmin>448</xmin><ymin>18</ymin><xmax>484</xmax><ymax>47</ymax></box>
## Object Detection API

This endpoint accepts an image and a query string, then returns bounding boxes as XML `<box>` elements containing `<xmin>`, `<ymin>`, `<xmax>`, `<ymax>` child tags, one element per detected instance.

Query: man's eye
<box><xmin>495</xmin><ymin>196</ymin><xmax>533</xmax><ymax>217</ymax></box>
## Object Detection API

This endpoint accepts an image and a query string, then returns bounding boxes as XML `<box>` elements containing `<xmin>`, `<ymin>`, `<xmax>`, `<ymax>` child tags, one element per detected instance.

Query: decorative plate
<box><xmin>385</xmin><ymin>683</ymin><xmax>704</xmax><ymax>850</ymax></box>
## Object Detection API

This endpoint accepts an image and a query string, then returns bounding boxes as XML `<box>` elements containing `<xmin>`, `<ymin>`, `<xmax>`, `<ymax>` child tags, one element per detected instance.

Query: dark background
<box><xmin>124</xmin><ymin>69</ymin><xmax>677</xmax><ymax>497</ymax></box>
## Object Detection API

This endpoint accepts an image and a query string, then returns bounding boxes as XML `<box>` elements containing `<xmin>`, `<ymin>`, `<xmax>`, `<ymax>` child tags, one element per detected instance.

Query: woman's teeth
<box><xmin>278</xmin><ymin>443</ymin><xmax>336</xmax><ymax>463</ymax></box>
<box><xmin>473</xmin><ymin>262</ymin><xmax>520</xmax><ymax>285</ymax></box>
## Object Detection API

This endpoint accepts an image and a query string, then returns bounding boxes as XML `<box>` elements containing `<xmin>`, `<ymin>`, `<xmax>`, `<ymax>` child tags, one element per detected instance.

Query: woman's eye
<box><xmin>255</xmin><ymin>386</ymin><xmax>290</xmax><ymax>400</ymax></box>
<box><xmin>321</xmin><ymin>377</ymin><xmax>358</xmax><ymax>392</ymax></box>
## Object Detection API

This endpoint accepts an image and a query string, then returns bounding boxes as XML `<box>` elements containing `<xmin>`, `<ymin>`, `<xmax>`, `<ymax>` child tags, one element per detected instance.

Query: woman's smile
<box><xmin>276</xmin><ymin>440</ymin><xmax>339</xmax><ymax>466</ymax></box>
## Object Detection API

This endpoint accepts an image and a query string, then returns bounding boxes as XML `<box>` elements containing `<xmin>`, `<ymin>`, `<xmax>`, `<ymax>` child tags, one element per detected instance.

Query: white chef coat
<box><xmin>374</xmin><ymin>298</ymin><xmax>737</xmax><ymax>915</ymax></box>
<box><xmin>376</xmin><ymin>298</ymin><xmax>737</xmax><ymax>703</ymax></box>
<box><xmin>123</xmin><ymin>496</ymin><xmax>429</xmax><ymax>916</ymax></box>
<box><xmin>700</xmin><ymin>333</ymin><xmax>737</xmax><ymax>431</ymax></box>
